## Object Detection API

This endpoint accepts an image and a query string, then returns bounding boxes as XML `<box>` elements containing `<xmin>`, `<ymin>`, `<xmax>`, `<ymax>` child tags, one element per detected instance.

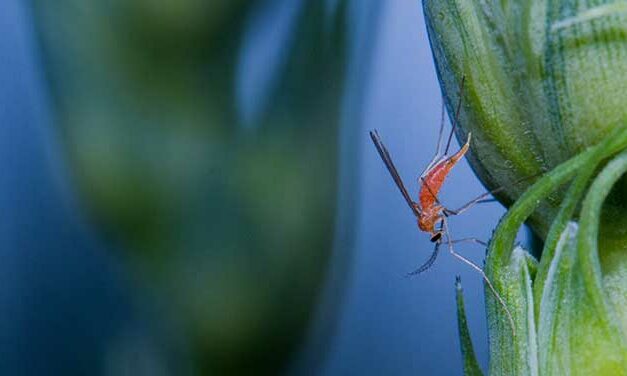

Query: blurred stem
<box><xmin>455</xmin><ymin>277</ymin><xmax>484</xmax><ymax>376</ymax></box>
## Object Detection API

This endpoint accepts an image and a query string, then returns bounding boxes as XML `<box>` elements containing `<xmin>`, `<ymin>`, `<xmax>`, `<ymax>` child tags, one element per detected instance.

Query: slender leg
<box><xmin>419</xmin><ymin>178</ymin><xmax>495</xmax><ymax>217</ymax></box>
<box><xmin>450</xmin><ymin>238</ymin><xmax>488</xmax><ymax>247</ymax></box>
<box><xmin>434</xmin><ymin>100</ymin><xmax>446</xmax><ymax>157</ymax></box>
<box><xmin>442</xmin><ymin>217</ymin><xmax>516</xmax><ymax>336</ymax></box>
<box><xmin>422</xmin><ymin>77</ymin><xmax>467</xmax><ymax>179</ymax></box>
<box><xmin>444</xmin><ymin>172</ymin><xmax>542</xmax><ymax>217</ymax></box>
<box><xmin>444</xmin><ymin>191</ymin><xmax>496</xmax><ymax>216</ymax></box>
<box><xmin>474</xmin><ymin>198</ymin><xmax>497</xmax><ymax>204</ymax></box>
<box><xmin>421</xmin><ymin>101</ymin><xmax>447</xmax><ymax>177</ymax></box>
<box><xmin>420</xmin><ymin>177</ymin><xmax>493</xmax><ymax>217</ymax></box>
<box><xmin>444</xmin><ymin>76</ymin><xmax>466</xmax><ymax>155</ymax></box>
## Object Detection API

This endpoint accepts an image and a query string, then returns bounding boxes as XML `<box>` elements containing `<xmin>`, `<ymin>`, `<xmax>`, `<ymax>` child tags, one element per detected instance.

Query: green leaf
<box><xmin>485</xmin><ymin>126</ymin><xmax>627</xmax><ymax>375</ymax></box>
<box><xmin>536</xmin><ymin>221</ymin><xmax>578</xmax><ymax>374</ymax></box>
<box><xmin>533</xmin><ymin>126</ymin><xmax>621</xmax><ymax>317</ymax></box>
<box><xmin>423</xmin><ymin>0</ymin><xmax>546</xmax><ymax>183</ymax></box>
<box><xmin>535</xmin><ymin>147</ymin><xmax>627</xmax><ymax>375</ymax></box>
<box><xmin>455</xmin><ymin>277</ymin><xmax>484</xmax><ymax>376</ymax></box>
<box><xmin>488</xmin><ymin>126</ymin><xmax>627</xmax><ymax>272</ymax></box>
<box><xmin>485</xmin><ymin>246</ymin><xmax>539</xmax><ymax>376</ymax></box>
<box><xmin>538</xmin><ymin>219</ymin><xmax>627</xmax><ymax>375</ymax></box>
<box><xmin>424</xmin><ymin>1</ymin><xmax>627</xmax><ymax>374</ymax></box>
<box><xmin>424</xmin><ymin>0</ymin><xmax>627</xmax><ymax>237</ymax></box>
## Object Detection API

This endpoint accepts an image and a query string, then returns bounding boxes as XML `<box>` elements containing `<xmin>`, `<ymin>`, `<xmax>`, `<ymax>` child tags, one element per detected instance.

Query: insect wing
<box><xmin>370</xmin><ymin>130</ymin><xmax>420</xmax><ymax>216</ymax></box>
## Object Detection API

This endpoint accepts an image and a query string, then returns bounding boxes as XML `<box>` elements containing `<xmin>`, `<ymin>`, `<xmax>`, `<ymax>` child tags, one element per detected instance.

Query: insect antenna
<box><xmin>370</xmin><ymin>130</ymin><xmax>421</xmax><ymax>216</ymax></box>
<box><xmin>407</xmin><ymin>221</ymin><xmax>445</xmax><ymax>276</ymax></box>
<box><xmin>407</xmin><ymin>241</ymin><xmax>441</xmax><ymax>276</ymax></box>
<box><xmin>444</xmin><ymin>76</ymin><xmax>466</xmax><ymax>156</ymax></box>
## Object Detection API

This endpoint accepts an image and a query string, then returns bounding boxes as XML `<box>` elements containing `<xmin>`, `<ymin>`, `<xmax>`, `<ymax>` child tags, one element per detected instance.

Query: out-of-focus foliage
<box><xmin>455</xmin><ymin>278</ymin><xmax>484</xmax><ymax>376</ymax></box>
<box><xmin>31</xmin><ymin>0</ymin><xmax>348</xmax><ymax>374</ymax></box>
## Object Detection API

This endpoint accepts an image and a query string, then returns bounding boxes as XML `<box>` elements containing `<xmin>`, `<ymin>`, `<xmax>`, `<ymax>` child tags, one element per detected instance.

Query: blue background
<box><xmin>0</xmin><ymin>0</ymin><xmax>519</xmax><ymax>374</ymax></box>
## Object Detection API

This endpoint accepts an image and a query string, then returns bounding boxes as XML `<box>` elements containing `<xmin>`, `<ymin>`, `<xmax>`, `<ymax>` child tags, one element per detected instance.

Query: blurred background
<box><xmin>0</xmin><ymin>0</ymin><xmax>514</xmax><ymax>374</ymax></box>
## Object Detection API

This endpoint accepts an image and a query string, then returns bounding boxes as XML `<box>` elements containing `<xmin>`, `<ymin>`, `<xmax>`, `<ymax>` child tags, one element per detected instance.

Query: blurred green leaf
<box><xmin>455</xmin><ymin>277</ymin><xmax>484</xmax><ymax>376</ymax></box>
<box><xmin>30</xmin><ymin>0</ymin><xmax>350</xmax><ymax>374</ymax></box>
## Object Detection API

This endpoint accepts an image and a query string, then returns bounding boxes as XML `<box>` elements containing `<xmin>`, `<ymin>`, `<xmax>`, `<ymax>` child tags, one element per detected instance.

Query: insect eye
<box><xmin>430</xmin><ymin>232</ymin><xmax>442</xmax><ymax>243</ymax></box>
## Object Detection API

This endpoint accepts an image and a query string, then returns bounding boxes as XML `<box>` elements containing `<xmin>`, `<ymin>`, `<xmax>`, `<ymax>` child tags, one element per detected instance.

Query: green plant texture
<box><xmin>424</xmin><ymin>0</ymin><xmax>627</xmax><ymax>374</ymax></box>
<box><xmin>31</xmin><ymin>1</ymin><xmax>349</xmax><ymax>374</ymax></box>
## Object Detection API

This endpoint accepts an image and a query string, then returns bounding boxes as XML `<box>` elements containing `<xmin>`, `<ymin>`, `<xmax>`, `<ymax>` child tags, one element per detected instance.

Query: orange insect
<box><xmin>417</xmin><ymin>133</ymin><xmax>471</xmax><ymax>237</ymax></box>
<box><xmin>369</xmin><ymin>130</ymin><xmax>486</xmax><ymax>274</ymax></box>
<box><xmin>369</xmin><ymin>81</ymin><xmax>516</xmax><ymax>334</ymax></box>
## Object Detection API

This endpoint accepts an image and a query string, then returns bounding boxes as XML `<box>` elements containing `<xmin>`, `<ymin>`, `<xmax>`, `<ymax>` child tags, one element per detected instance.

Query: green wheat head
<box><xmin>424</xmin><ymin>1</ymin><xmax>627</xmax><ymax>374</ymax></box>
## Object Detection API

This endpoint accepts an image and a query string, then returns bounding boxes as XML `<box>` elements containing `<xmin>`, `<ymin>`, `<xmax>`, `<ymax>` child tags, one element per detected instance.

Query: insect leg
<box><xmin>475</xmin><ymin>198</ymin><xmax>497</xmax><ymax>204</ymax></box>
<box><xmin>443</xmin><ymin>172</ymin><xmax>542</xmax><ymax>217</ymax></box>
<box><xmin>434</xmin><ymin>100</ymin><xmax>446</xmax><ymax>157</ymax></box>
<box><xmin>443</xmin><ymin>76</ymin><xmax>466</xmax><ymax>156</ymax></box>
<box><xmin>445</xmin><ymin>199</ymin><xmax>499</xmax><ymax>217</ymax></box>
<box><xmin>421</xmin><ymin>101</ymin><xmax>447</xmax><ymax>175</ymax></box>
<box><xmin>442</xmin><ymin>217</ymin><xmax>516</xmax><ymax>336</ymax></box>
<box><xmin>443</xmin><ymin>194</ymin><xmax>496</xmax><ymax>216</ymax></box>
<box><xmin>450</xmin><ymin>238</ymin><xmax>488</xmax><ymax>247</ymax></box>
<box><xmin>420</xmin><ymin>93</ymin><xmax>462</xmax><ymax>177</ymax></box>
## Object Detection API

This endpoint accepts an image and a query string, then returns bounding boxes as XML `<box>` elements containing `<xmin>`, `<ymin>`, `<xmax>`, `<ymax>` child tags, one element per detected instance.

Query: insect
<box><xmin>369</xmin><ymin>80</ymin><xmax>516</xmax><ymax>335</ymax></box>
